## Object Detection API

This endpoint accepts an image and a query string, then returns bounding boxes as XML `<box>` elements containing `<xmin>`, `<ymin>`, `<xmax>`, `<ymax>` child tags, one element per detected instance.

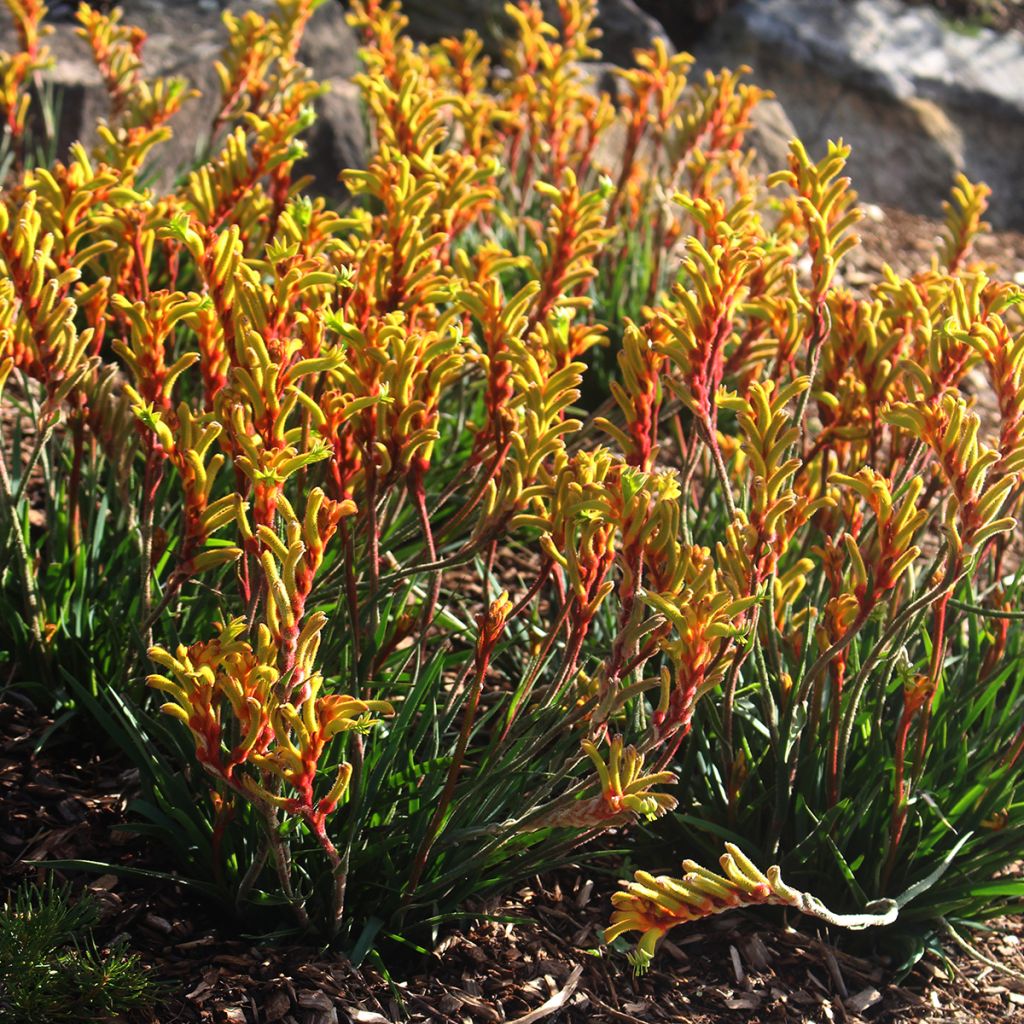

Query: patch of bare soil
<box><xmin>846</xmin><ymin>202</ymin><xmax>1024</xmax><ymax>285</ymax></box>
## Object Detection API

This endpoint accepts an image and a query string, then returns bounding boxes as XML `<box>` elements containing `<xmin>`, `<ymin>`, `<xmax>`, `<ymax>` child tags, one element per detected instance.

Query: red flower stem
<box><xmin>826</xmin><ymin>659</ymin><xmax>847</xmax><ymax>807</ymax></box>
<box><xmin>340</xmin><ymin>520</ymin><xmax>362</xmax><ymax>680</ymax></box>
<box><xmin>540</xmin><ymin>624</ymin><xmax>587</xmax><ymax>711</ymax></box>
<box><xmin>138</xmin><ymin>452</ymin><xmax>163</xmax><ymax>651</ymax></box>
<box><xmin>621</xmin><ymin>634</ymin><xmax>664</xmax><ymax>689</ymax></box>
<box><xmin>655</xmin><ymin>721</ymin><xmax>693</xmax><ymax>774</ymax></box>
<box><xmin>261</xmin><ymin>803</ymin><xmax>309</xmax><ymax>930</ymax></box>
<box><xmin>433</xmin><ymin>438</ymin><xmax>512</xmax><ymax>547</ymax></box>
<box><xmin>884</xmin><ymin>701</ymin><xmax>917</xmax><ymax>890</ymax></box>
<box><xmin>698</xmin><ymin>414</ymin><xmax>737</xmax><ymax>522</ymax></box>
<box><xmin>723</xmin><ymin>604</ymin><xmax>759</xmax><ymax>759</ymax></box>
<box><xmin>508</xmin><ymin>558</ymin><xmax>554</xmax><ymax>622</ymax></box>
<box><xmin>409</xmin><ymin>466</ymin><xmax>440</xmax><ymax>658</ymax></box>
<box><xmin>911</xmin><ymin>589</ymin><xmax>952</xmax><ymax>784</ymax></box>
<box><xmin>364</xmin><ymin>458</ymin><xmax>381</xmax><ymax>656</ymax></box>
<box><xmin>67</xmin><ymin>401</ymin><xmax>86</xmax><ymax>550</ymax></box>
<box><xmin>500</xmin><ymin>595</ymin><xmax>576</xmax><ymax>743</ymax></box>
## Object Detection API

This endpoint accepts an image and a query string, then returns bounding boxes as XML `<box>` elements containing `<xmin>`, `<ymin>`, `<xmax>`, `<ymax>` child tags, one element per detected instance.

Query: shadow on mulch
<box><xmin>2</xmin><ymin>697</ymin><xmax>1022</xmax><ymax>1024</ymax></box>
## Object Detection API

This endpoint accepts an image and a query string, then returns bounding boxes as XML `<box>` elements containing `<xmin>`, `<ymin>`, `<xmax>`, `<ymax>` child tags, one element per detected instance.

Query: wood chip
<box><xmin>574</xmin><ymin>879</ymin><xmax>594</xmax><ymax>908</ymax></box>
<box><xmin>143</xmin><ymin>913</ymin><xmax>172</xmax><ymax>935</ymax></box>
<box><xmin>724</xmin><ymin>991</ymin><xmax>762</xmax><ymax>1010</ymax></box>
<box><xmin>845</xmin><ymin>987</ymin><xmax>882</xmax><ymax>1014</ymax></box>
<box><xmin>622</xmin><ymin>1001</ymin><xmax>650</xmax><ymax>1013</ymax></box>
<box><xmin>729</xmin><ymin>944</ymin><xmax>745</xmax><ymax>986</ymax></box>
<box><xmin>296</xmin><ymin>991</ymin><xmax>333</xmax><ymax>1011</ymax></box>
<box><xmin>743</xmin><ymin>934</ymin><xmax>771</xmax><ymax>971</ymax></box>
<box><xmin>308</xmin><ymin>1011</ymin><xmax>338</xmax><ymax>1024</ymax></box>
<box><xmin>825</xmin><ymin>947</ymin><xmax>849</xmax><ymax>999</ymax></box>
<box><xmin>264</xmin><ymin>989</ymin><xmax>291</xmax><ymax>1022</ymax></box>
<box><xmin>508</xmin><ymin>966</ymin><xmax>582</xmax><ymax>1023</ymax></box>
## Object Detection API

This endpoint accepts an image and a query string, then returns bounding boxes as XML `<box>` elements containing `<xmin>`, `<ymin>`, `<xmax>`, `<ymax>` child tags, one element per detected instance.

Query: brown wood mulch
<box><xmin>2</xmin><ymin>696</ymin><xmax>1023</xmax><ymax>1024</ymax></box>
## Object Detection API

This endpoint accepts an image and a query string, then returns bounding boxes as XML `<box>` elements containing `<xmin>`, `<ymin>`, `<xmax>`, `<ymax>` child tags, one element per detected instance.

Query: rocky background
<box><xmin>4</xmin><ymin>0</ymin><xmax>1024</xmax><ymax>227</ymax></box>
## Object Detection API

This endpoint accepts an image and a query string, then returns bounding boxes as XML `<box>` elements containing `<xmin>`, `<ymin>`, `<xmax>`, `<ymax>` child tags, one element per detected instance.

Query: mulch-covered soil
<box><xmin>3</xmin><ymin>687</ymin><xmax>1024</xmax><ymax>1024</ymax></box>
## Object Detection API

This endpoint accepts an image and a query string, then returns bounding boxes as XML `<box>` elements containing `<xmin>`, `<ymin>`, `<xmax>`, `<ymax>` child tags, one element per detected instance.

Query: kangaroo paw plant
<box><xmin>0</xmin><ymin>0</ymin><xmax>1022</xmax><ymax>966</ymax></box>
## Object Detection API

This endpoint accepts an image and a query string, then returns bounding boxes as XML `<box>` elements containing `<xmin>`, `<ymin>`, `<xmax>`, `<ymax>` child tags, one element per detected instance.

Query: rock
<box><xmin>2</xmin><ymin>0</ymin><xmax>366</xmax><ymax>192</ymax></box>
<box><xmin>744</xmin><ymin>97</ymin><xmax>797</xmax><ymax>175</ymax></box>
<box><xmin>589</xmin><ymin>0</ymin><xmax>674</xmax><ymax>62</ymax></box>
<box><xmin>397</xmin><ymin>0</ymin><xmax>673</xmax><ymax>64</ymax></box>
<box><xmin>695</xmin><ymin>0</ymin><xmax>1024</xmax><ymax>227</ymax></box>
<box><xmin>295</xmin><ymin>78</ymin><xmax>366</xmax><ymax>201</ymax></box>
<box><xmin>294</xmin><ymin>0</ymin><xmax>360</xmax><ymax>81</ymax></box>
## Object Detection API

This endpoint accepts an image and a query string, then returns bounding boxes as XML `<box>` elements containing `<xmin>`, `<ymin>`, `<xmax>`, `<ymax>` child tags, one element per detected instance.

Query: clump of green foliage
<box><xmin>0</xmin><ymin>878</ymin><xmax>157</xmax><ymax>1024</ymax></box>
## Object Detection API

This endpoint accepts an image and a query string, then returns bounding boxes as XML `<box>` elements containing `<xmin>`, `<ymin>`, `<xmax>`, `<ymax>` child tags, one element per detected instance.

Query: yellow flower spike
<box><xmin>720</xmin><ymin>842</ymin><xmax>771</xmax><ymax>889</ymax></box>
<box><xmin>842</xmin><ymin>532</ymin><xmax>869</xmax><ymax>593</ymax></box>
<box><xmin>677</xmin><ymin>868</ymin><xmax>739</xmax><ymax>903</ymax></box>
<box><xmin>887</xmin><ymin>548</ymin><xmax>921</xmax><ymax>587</ymax></box>
<box><xmin>581</xmin><ymin>738</ymin><xmax>612</xmax><ymax>794</ymax></box>
<box><xmin>263</xmin><ymin>715</ymin><xmax>303</xmax><ymax>772</ymax></box>
<box><xmin>885</xmin><ymin>391</ymin><xmax>1016</xmax><ymax>548</ymax></box>
<box><xmin>190</xmin><ymin>548</ymin><xmax>243</xmax><ymax>573</ymax></box>
<box><xmin>302</xmin><ymin>487</ymin><xmax>325</xmax><ymax>546</ymax></box>
<box><xmin>768</xmin><ymin>140</ymin><xmax>862</xmax><ymax>301</ymax></box>
<box><xmin>656</xmin><ymin>667</ymin><xmax>671</xmax><ymax>719</ymax></box>
<box><xmin>231</xmin><ymin>367</ymin><xmax>270</xmax><ymax>422</ymax></box>
<box><xmin>201</xmin><ymin>494</ymin><xmax>242</xmax><ymax>535</ymax></box>
<box><xmin>238</xmin><ymin>774</ymin><xmax>290</xmax><ymax>810</ymax></box>
<box><xmin>628</xmin><ymin>876</ymin><xmax>696</xmax><ymax>914</ymax></box>
<box><xmin>939</xmin><ymin>173</ymin><xmax>990</xmax><ymax>272</ymax></box>
<box><xmin>159</xmin><ymin>703</ymin><xmax>191</xmax><ymax>726</ymax></box>
<box><xmin>288</xmin><ymin>386</ymin><xmax>328</xmax><ymax>429</ymax></box>
<box><xmin>260</xmin><ymin>550</ymin><xmax>295</xmax><ymax>629</ymax></box>
<box><xmin>293</xmin><ymin>612</ymin><xmax>328</xmax><ymax>680</ymax></box>
<box><xmin>892</xmin><ymin>476</ymin><xmax>927</xmax><ymax>538</ymax></box>
<box><xmin>235</xmin><ymin>698</ymin><xmax>266</xmax><ymax>760</ymax></box>
<box><xmin>256</xmin><ymin>525</ymin><xmax>289</xmax><ymax>563</ymax></box>
<box><xmin>622</xmin><ymin>770</ymin><xmax>677</xmax><ymax>799</ymax></box>
<box><xmin>320</xmin><ymin>763</ymin><xmax>354</xmax><ymax>814</ymax></box>
<box><xmin>605</xmin><ymin>736</ymin><xmax>625</xmax><ymax>798</ymax></box>
<box><xmin>145</xmin><ymin>674</ymin><xmax>189</xmax><ymax>706</ymax></box>
<box><xmin>147</xmin><ymin>645</ymin><xmax>188</xmax><ymax>676</ymax></box>
<box><xmin>532</xmin><ymin>736</ymin><xmax>676</xmax><ymax>831</ymax></box>
<box><xmin>281</xmin><ymin>540</ymin><xmax>305</xmax><ymax>610</ymax></box>
<box><xmin>129</xmin><ymin>400</ymin><xmax>176</xmax><ymax>454</ymax></box>
<box><xmin>279</xmin><ymin>703</ymin><xmax>312</xmax><ymax>753</ymax></box>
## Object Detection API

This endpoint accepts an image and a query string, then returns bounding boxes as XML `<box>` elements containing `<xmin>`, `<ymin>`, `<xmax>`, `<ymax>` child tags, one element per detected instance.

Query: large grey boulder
<box><xmin>695</xmin><ymin>0</ymin><xmax>1024</xmax><ymax>227</ymax></box>
<box><xmin>2</xmin><ymin>0</ymin><xmax>365</xmax><ymax>197</ymax></box>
